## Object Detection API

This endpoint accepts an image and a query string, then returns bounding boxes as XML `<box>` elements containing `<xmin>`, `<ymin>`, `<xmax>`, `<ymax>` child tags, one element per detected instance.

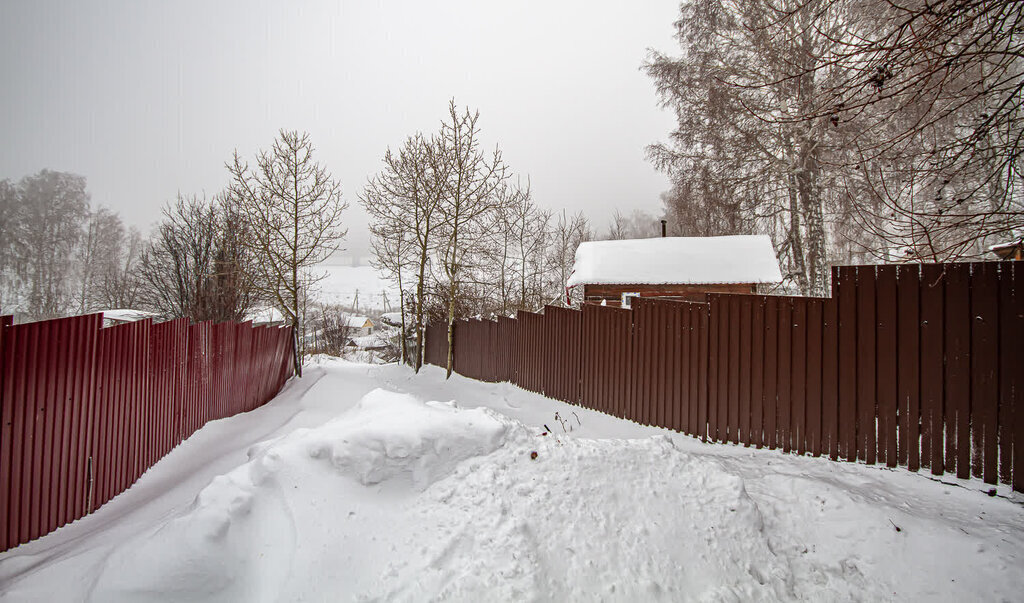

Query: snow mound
<box><xmin>381</xmin><ymin>434</ymin><xmax>794</xmax><ymax>601</ymax></box>
<box><xmin>86</xmin><ymin>389</ymin><xmax>510</xmax><ymax>602</ymax></box>
<box><xmin>296</xmin><ymin>388</ymin><xmax>509</xmax><ymax>488</ymax></box>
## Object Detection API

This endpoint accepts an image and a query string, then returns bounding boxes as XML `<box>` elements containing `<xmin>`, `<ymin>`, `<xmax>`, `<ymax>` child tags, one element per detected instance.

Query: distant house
<box><xmin>379</xmin><ymin>312</ymin><xmax>403</xmax><ymax>327</ymax></box>
<box><xmin>990</xmin><ymin>237</ymin><xmax>1023</xmax><ymax>261</ymax></box>
<box><xmin>99</xmin><ymin>309</ymin><xmax>159</xmax><ymax>327</ymax></box>
<box><xmin>245</xmin><ymin>306</ymin><xmax>287</xmax><ymax>327</ymax></box>
<box><xmin>345</xmin><ymin>315</ymin><xmax>374</xmax><ymax>337</ymax></box>
<box><xmin>566</xmin><ymin>235</ymin><xmax>783</xmax><ymax>306</ymax></box>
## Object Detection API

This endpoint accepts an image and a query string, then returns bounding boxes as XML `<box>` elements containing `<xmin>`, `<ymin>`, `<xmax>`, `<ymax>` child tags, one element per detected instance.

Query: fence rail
<box><xmin>0</xmin><ymin>314</ymin><xmax>295</xmax><ymax>552</ymax></box>
<box><xmin>426</xmin><ymin>262</ymin><xmax>1024</xmax><ymax>492</ymax></box>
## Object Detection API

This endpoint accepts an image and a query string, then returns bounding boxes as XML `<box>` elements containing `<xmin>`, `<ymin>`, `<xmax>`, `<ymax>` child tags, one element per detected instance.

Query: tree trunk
<box><xmin>413</xmin><ymin>245</ymin><xmax>429</xmax><ymax>373</ymax></box>
<box><xmin>446</xmin><ymin>278</ymin><xmax>456</xmax><ymax>379</ymax></box>
<box><xmin>397</xmin><ymin>271</ymin><xmax>407</xmax><ymax>365</ymax></box>
<box><xmin>799</xmin><ymin>141</ymin><xmax>827</xmax><ymax>296</ymax></box>
<box><xmin>788</xmin><ymin>170</ymin><xmax>809</xmax><ymax>294</ymax></box>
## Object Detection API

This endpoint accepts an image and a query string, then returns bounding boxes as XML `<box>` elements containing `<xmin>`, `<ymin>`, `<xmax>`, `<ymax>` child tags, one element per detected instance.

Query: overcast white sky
<box><xmin>1</xmin><ymin>0</ymin><xmax>680</xmax><ymax>258</ymax></box>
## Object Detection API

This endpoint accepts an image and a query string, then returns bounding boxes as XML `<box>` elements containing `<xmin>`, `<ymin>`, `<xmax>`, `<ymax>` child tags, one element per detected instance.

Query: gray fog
<box><xmin>1</xmin><ymin>0</ymin><xmax>678</xmax><ymax>257</ymax></box>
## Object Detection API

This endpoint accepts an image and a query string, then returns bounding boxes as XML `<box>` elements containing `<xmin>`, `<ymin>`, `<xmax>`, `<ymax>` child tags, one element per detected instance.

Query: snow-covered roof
<box><xmin>989</xmin><ymin>236</ymin><xmax>1022</xmax><ymax>249</ymax></box>
<box><xmin>346</xmin><ymin>316</ymin><xmax>373</xmax><ymax>329</ymax></box>
<box><xmin>245</xmin><ymin>306</ymin><xmax>286</xmax><ymax>324</ymax></box>
<box><xmin>989</xmin><ymin>237</ymin><xmax>1024</xmax><ymax>260</ymax></box>
<box><xmin>99</xmin><ymin>309</ymin><xmax>158</xmax><ymax>323</ymax></box>
<box><xmin>379</xmin><ymin>312</ymin><xmax>402</xmax><ymax>326</ymax></box>
<box><xmin>566</xmin><ymin>235</ymin><xmax>783</xmax><ymax>287</ymax></box>
<box><xmin>348</xmin><ymin>333</ymin><xmax>388</xmax><ymax>349</ymax></box>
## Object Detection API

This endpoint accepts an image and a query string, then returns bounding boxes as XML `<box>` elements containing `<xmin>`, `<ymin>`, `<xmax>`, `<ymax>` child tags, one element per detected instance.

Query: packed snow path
<box><xmin>1</xmin><ymin>359</ymin><xmax>1021</xmax><ymax>602</ymax></box>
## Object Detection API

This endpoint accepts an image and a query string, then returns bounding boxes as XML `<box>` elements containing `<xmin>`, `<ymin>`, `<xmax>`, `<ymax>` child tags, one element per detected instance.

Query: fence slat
<box><xmin>837</xmin><ymin>267</ymin><xmax>858</xmax><ymax>460</ymax></box>
<box><xmin>715</xmin><ymin>297</ymin><xmax>730</xmax><ymax>442</ymax></box>
<box><xmin>806</xmin><ymin>300</ymin><xmax>823</xmax><ymax>457</ymax></box>
<box><xmin>777</xmin><ymin>299</ymin><xmax>792</xmax><ymax>453</ymax></box>
<box><xmin>728</xmin><ymin>297</ymin><xmax>741</xmax><ymax>444</ymax></box>
<box><xmin>666</xmin><ymin>303</ymin><xmax>679</xmax><ymax>431</ymax></box>
<box><xmin>679</xmin><ymin>305</ymin><xmax>691</xmax><ymax>434</ymax></box>
<box><xmin>875</xmin><ymin>267</ymin><xmax>898</xmax><ymax>467</ymax></box>
<box><xmin>1004</xmin><ymin>262</ymin><xmax>1023</xmax><ymax>490</ymax></box>
<box><xmin>822</xmin><ymin>297</ymin><xmax>839</xmax><ymax>461</ymax></box>
<box><xmin>944</xmin><ymin>264</ymin><xmax>971</xmax><ymax>478</ymax></box>
<box><xmin>856</xmin><ymin>266</ymin><xmax>877</xmax><ymax>465</ymax></box>
<box><xmin>739</xmin><ymin>298</ymin><xmax>752</xmax><ymax>446</ymax></box>
<box><xmin>763</xmin><ymin>297</ymin><xmax>778</xmax><ymax>449</ymax></box>
<box><xmin>696</xmin><ymin>305</ymin><xmax>709</xmax><ymax>441</ymax></box>
<box><xmin>897</xmin><ymin>265</ymin><xmax>921</xmax><ymax>471</ymax></box>
<box><xmin>971</xmin><ymin>263</ymin><xmax>999</xmax><ymax>483</ymax></box>
<box><xmin>921</xmin><ymin>264</ymin><xmax>945</xmax><ymax>474</ymax></box>
<box><xmin>792</xmin><ymin>298</ymin><xmax>807</xmax><ymax>455</ymax></box>
<box><xmin>751</xmin><ymin>299</ymin><xmax>765</xmax><ymax>449</ymax></box>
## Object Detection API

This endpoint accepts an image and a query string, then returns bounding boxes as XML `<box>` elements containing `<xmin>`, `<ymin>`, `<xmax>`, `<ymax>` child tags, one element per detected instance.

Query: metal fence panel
<box><xmin>0</xmin><ymin>315</ymin><xmax>294</xmax><ymax>552</ymax></box>
<box><xmin>426</xmin><ymin>261</ymin><xmax>1022</xmax><ymax>494</ymax></box>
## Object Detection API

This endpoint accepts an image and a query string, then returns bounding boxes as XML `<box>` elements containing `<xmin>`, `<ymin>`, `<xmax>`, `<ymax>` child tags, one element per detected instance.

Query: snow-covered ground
<box><xmin>1</xmin><ymin>359</ymin><xmax>1021</xmax><ymax>602</ymax></box>
<box><xmin>313</xmin><ymin>264</ymin><xmax>399</xmax><ymax>312</ymax></box>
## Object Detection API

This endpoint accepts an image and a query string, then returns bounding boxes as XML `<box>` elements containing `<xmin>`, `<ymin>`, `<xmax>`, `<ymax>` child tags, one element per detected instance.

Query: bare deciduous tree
<box><xmin>19</xmin><ymin>170</ymin><xmax>90</xmax><ymax>318</ymax></box>
<box><xmin>645</xmin><ymin>0</ymin><xmax>1021</xmax><ymax>286</ymax></box>
<box><xmin>94</xmin><ymin>226</ymin><xmax>144</xmax><ymax>310</ymax></box>
<box><xmin>137</xmin><ymin>194</ymin><xmax>257</xmax><ymax>323</ymax></box>
<box><xmin>550</xmin><ymin>210</ymin><xmax>590</xmax><ymax>306</ymax></box>
<box><xmin>435</xmin><ymin>101</ymin><xmax>509</xmax><ymax>377</ymax></box>
<box><xmin>228</xmin><ymin>130</ymin><xmax>349</xmax><ymax>374</ymax></box>
<box><xmin>361</xmin><ymin>133</ymin><xmax>446</xmax><ymax>370</ymax></box>
<box><xmin>75</xmin><ymin>206</ymin><xmax>125</xmax><ymax>314</ymax></box>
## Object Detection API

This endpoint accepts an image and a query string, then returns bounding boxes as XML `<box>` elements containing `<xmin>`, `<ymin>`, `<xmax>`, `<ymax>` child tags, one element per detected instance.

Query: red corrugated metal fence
<box><xmin>0</xmin><ymin>314</ymin><xmax>295</xmax><ymax>552</ymax></box>
<box><xmin>426</xmin><ymin>262</ymin><xmax>1024</xmax><ymax>492</ymax></box>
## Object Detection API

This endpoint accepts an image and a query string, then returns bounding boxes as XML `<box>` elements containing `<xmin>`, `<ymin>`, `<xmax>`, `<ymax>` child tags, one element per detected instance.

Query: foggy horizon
<box><xmin>1</xmin><ymin>0</ymin><xmax>680</xmax><ymax>257</ymax></box>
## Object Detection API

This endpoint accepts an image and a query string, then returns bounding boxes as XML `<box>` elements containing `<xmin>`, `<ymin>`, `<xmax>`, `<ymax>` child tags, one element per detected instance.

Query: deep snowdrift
<box><xmin>1</xmin><ymin>359</ymin><xmax>1021</xmax><ymax>602</ymax></box>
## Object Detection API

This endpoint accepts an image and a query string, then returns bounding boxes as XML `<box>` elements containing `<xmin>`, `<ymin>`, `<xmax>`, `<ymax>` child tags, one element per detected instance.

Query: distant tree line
<box><xmin>646</xmin><ymin>0</ymin><xmax>1023</xmax><ymax>295</ymax></box>
<box><xmin>0</xmin><ymin>131</ymin><xmax>348</xmax><ymax>375</ymax></box>
<box><xmin>0</xmin><ymin>170</ymin><xmax>144</xmax><ymax>321</ymax></box>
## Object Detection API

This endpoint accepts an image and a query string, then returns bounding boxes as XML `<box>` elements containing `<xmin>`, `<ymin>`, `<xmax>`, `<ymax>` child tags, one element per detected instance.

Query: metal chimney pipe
<box><xmin>660</xmin><ymin>219</ymin><xmax>667</xmax><ymax>238</ymax></box>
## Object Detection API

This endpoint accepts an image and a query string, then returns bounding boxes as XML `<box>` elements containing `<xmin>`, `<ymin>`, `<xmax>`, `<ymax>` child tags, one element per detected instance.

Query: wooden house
<box><xmin>990</xmin><ymin>237</ymin><xmax>1023</xmax><ymax>261</ymax></box>
<box><xmin>345</xmin><ymin>315</ymin><xmax>374</xmax><ymax>337</ymax></box>
<box><xmin>566</xmin><ymin>235</ymin><xmax>783</xmax><ymax>306</ymax></box>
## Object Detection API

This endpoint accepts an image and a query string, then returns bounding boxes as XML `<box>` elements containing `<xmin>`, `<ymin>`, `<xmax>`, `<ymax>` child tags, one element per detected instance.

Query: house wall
<box><xmin>582</xmin><ymin>282</ymin><xmax>755</xmax><ymax>306</ymax></box>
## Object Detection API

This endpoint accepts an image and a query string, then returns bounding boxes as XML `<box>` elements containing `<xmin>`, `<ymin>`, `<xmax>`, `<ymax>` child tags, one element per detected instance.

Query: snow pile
<box><xmin>383</xmin><ymin>434</ymin><xmax>793</xmax><ymax>601</ymax></box>
<box><xmin>294</xmin><ymin>388</ymin><xmax>509</xmax><ymax>487</ymax></box>
<box><xmin>81</xmin><ymin>389</ymin><xmax>508</xmax><ymax>602</ymax></box>
<box><xmin>567</xmin><ymin>235</ymin><xmax>784</xmax><ymax>286</ymax></box>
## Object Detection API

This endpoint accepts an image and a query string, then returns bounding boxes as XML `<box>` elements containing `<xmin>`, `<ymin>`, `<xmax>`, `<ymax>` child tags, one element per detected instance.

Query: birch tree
<box><xmin>228</xmin><ymin>130</ymin><xmax>348</xmax><ymax>374</ymax></box>
<box><xmin>646</xmin><ymin>0</ymin><xmax>849</xmax><ymax>295</ymax></box>
<box><xmin>436</xmin><ymin>101</ymin><xmax>508</xmax><ymax>377</ymax></box>
<box><xmin>550</xmin><ymin>210</ymin><xmax>590</xmax><ymax>306</ymax></box>
<box><xmin>75</xmin><ymin>206</ymin><xmax>124</xmax><ymax>314</ymax></box>
<box><xmin>19</xmin><ymin>170</ymin><xmax>90</xmax><ymax>318</ymax></box>
<box><xmin>362</xmin><ymin>133</ymin><xmax>445</xmax><ymax>371</ymax></box>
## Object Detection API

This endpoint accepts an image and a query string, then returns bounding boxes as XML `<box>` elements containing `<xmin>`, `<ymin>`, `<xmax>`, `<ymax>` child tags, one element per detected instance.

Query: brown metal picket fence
<box><xmin>426</xmin><ymin>262</ymin><xmax>1024</xmax><ymax>492</ymax></box>
<box><xmin>0</xmin><ymin>313</ymin><xmax>296</xmax><ymax>552</ymax></box>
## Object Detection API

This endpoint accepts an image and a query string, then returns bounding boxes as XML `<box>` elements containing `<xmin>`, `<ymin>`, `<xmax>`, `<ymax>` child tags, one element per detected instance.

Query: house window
<box><xmin>621</xmin><ymin>292</ymin><xmax>640</xmax><ymax>308</ymax></box>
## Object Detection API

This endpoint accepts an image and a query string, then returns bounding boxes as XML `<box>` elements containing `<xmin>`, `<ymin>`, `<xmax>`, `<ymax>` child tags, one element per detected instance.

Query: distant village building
<box><xmin>989</xmin><ymin>237</ymin><xmax>1023</xmax><ymax>261</ymax></box>
<box><xmin>245</xmin><ymin>306</ymin><xmax>287</xmax><ymax>327</ymax></box>
<box><xmin>99</xmin><ymin>309</ymin><xmax>159</xmax><ymax>327</ymax></box>
<box><xmin>345</xmin><ymin>315</ymin><xmax>374</xmax><ymax>337</ymax></box>
<box><xmin>566</xmin><ymin>235</ymin><xmax>783</xmax><ymax>307</ymax></box>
